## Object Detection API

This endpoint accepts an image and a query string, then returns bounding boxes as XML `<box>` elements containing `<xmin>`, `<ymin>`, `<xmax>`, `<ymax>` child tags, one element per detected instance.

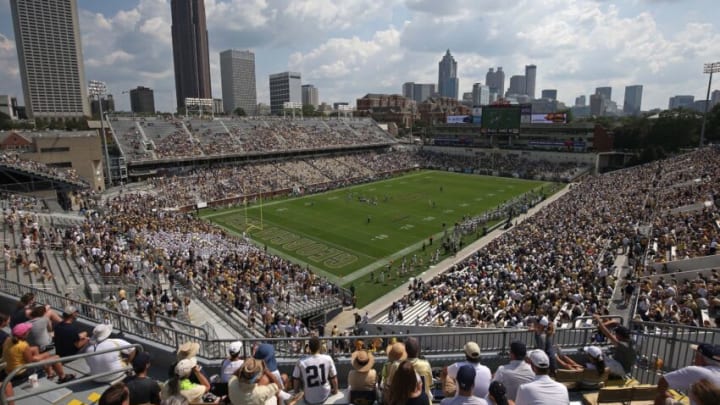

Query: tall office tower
<box><xmin>130</xmin><ymin>86</ymin><xmax>156</xmax><ymax>114</ymax></box>
<box><xmin>220</xmin><ymin>49</ymin><xmax>257</xmax><ymax>115</ymax></box>
<box><xmin>525</xmin><ymin>65</ymin><xmax>537</xmax><ymax>99</ymax></box>
<box><xmin>575</xmin><ymin>95</ymin><xmax>586</xmax><ymax>107</ymax></box>
<box><xmin>402</xmin><ymin>82</ymin><xmax>415</xmax><ymax>100</ymax></box>
<box><xmin>590</xmin><ymin>94</ymin><xmax>606</xmax><ymax>116</ymax></box>
<box><xmin>711</xmin><ymin>90</ymin><xmax>720</xmax><ymax>107</ymax></box>
<box><xmin>90</xmin><ymin>94</ymin><xmax>115</xmax><ymax>117</ymax></box>
<box><xmin>507</xmin><ymin>75</ymin><xmax>526</xmax><ymax>96</ymax></box>
<box><xmin>541</xmin><ymin>89</ymin><xmax>557</xmax><ymax>100</ymax></box>
<box><xmin>10</xmin><ymin>0</ymin><xmax>90</xmax><ymax>119</ymax></box>
<box><xmin>472</xmin><ymin>83</ymin><xmax>490</xmax><ymax>106</ymax></box>
<box><xmin>668</xmin><ymin>95</ymin><xmax>695</xmax><ymax>109</ymax></box>
<box><xmin>595</xmin><ymin>86</ymin><xmax>612</xmax><ymax>101</ymax></box>
<box><xmin>438</xmin><ymin>50</ymin><xmax>459</xmax><ymax>99</ymax></box>
<box><xmin>486</xmin><ymin>67</ymin><xmax>506</xmax><ymax>97</ymax></box>
<box><xmin>623</xmin><ymin>85</ymin><xmax>643</xmax><ymax>116</ymax></box>
<box><xmin>402</xmin><ymin>82</ymin><xmax>435</xmax><ymax>103</ymax></box>
<box><xmin>301</xmin><ymin>84</ymin><xmax>319</xmax><ymax>108</ymax></box>
<box><xmin>269</xmin><ymin>72</ymin><xmax>301</xmax><ymax>115</ymax></box>
<box><xmin>171</xmin><ymin>0</ymin><xmax>212</xmax><ymax>110</ymax></box>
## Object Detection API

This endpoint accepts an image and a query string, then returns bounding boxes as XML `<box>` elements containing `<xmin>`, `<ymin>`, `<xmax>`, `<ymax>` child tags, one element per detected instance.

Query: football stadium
<box><xmin>0</xmin><ymin>111</ymin><xmax>718</xmax><ymax>405</ymax></box>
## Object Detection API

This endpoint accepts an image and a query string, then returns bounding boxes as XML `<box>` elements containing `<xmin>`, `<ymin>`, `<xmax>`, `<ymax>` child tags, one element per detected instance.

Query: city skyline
<box><xmin>0</xmin><ymin>0</ymin><xmax>718</xmax><ymax>113</ymax></box>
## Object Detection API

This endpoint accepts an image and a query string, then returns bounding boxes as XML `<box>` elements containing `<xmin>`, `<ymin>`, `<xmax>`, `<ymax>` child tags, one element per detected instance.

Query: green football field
<box><xmin>202</xmin><ymin>171</ymin><xmax>551</xmax><ymax>296</ymax></box>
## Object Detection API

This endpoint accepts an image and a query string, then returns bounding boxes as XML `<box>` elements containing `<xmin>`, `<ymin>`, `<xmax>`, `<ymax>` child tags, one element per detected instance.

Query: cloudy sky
<box><xmin>0</xmin><ymin>0</ymin><xmax>718</xmax><ymax>113</ymax></box>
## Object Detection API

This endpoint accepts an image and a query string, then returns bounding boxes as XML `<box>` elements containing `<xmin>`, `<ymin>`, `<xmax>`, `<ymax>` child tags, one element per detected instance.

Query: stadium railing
<box><xmin>0</xmin><ymin>343</ymin><xmax>142</xmax><ymax>405</ymax></box>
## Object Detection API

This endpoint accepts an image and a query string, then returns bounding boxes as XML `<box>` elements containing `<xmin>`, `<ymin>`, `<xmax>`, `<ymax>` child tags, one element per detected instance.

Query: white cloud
<box><xmin>0</xmin><ymin>0</ymin><xmax>718</xmax><ymax>112</ymax></box>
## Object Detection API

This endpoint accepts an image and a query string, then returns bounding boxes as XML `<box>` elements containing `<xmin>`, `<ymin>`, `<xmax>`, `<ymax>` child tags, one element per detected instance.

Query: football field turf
<box><xmin>202</xmin><ymin>170</ymin><xmax>550</xmax><ymax>288</ymax></box>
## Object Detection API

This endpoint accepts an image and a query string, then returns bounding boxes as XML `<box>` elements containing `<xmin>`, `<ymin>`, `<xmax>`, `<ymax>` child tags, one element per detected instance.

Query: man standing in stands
<box><xmin>655</xmin><ymin>343</ymin><xmax>720</xmax><ymax>403</ymax></box>
<box><xmin>515</xmin><ymin>350</ymin><xmax>569</xmax><ymax>405</ymax></box>
<box><xmin>443</xmin><ymin>341</ymin><xmax>492</xmax><ymax>399</ymax></box>
<box><xmin>124</xmin><ymin>352</ymin><xmax>161</xmax><ymax>405</ymax></box>
<box><xmin>492</xmin><ymin>341</ymin><xmax>535</xmax><ymax>401</ymax></box>
<box><xmin>53</xmin><ymin>305</ymin><xmax>89</xmax><ymax>358</ymax></box>
<box><xmin>292</xmin><ymin>336</ymin><xmax>338</xmax><ymax>404</ymax></box>
<box><xmin>593</xmin><ymin>315</ymin><xmax>636</xmax><ymax>378</ymax></box>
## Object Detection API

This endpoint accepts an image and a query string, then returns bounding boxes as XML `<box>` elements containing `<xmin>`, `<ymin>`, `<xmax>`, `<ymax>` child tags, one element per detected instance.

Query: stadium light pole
<box><xmin>700</xmin><ymin>62</ymin><xmax>720</xmax><ymax>147</ymax></box>
<box><xmin>88</xmin><ymin>80</ymin><xmax>112</xmax><ymax>187</ymax></box>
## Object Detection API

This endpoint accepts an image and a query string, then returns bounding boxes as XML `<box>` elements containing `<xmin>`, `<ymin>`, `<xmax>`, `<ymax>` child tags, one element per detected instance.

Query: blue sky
<box><xmin>1</xmin><ymin>0</ymin><xmax>719</xmax><ymax>113</ymax></box>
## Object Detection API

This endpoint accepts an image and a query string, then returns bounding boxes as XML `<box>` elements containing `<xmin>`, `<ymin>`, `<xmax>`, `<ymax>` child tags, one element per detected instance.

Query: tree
<box><xmin>233</xmin><ymin>107</ymin><xmax>246</xmax><ymax>117</ymax></box>
<box><xmin>302</xmin><ymin>104</ymin><xmax>317</xmax><ymax>117</ymax></box>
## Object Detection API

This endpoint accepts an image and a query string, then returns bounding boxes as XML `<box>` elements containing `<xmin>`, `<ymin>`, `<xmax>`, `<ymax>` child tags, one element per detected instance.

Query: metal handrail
<box><xmin>0</xmin><ymin>343</ymin><xmax>142</xmax><ymax>405</ymax></box>
<box><xmin>0</xmin><ymin>278</ymin><xmax>209</xmax><ymax>353</ymax></box>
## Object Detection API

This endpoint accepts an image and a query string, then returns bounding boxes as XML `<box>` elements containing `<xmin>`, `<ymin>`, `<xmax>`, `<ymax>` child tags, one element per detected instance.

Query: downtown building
<box><xmin>220</xmin><ymin>49</ymin><xmax>257</xmax><ymax>116</ymax></box>
<box><xmin>129</xmin><ymin>86</ymin><xmax>156</xmax><ymax>115</ymax></box>
<box><xmin>486</xmin><ymin>67</ymin><xmax>505</xmax><ymax>99</ymax></box>
<box><xmin>301</xmin><ymin>84</ymin><xmax>319</xmax><ymax>108</ymax></box>
<box><xmin>438</xmin><ymin>50</ymin><xmax>459</xmax><ymax>99</ymax></box>
<box><xmin>623</xmin><ymin>85</ymin><xmax>643</xmax><ymax>116</ymax></box>
<box><xmin>402</xmin><ymin>82</ymin><xmax>436</xmax><ymax>104</ymax></box>
<box><xmin>525</xmin><ymin>64</ymin><xmax>537</xmax><ymax>99</ymax></box>
<box><xmin>269</xmin><ymin>72</ymin><xmax>301</xmax><ymax>115</ymax></box>
<box><xmin>171</xmin><ymin>0</ymin><xmax>212</xmax><ymax>110</ymax></box>
<box><xmin>10</xmin><ymin>0</ymin><xmax>90</xmax><ymax>119</ymax></box>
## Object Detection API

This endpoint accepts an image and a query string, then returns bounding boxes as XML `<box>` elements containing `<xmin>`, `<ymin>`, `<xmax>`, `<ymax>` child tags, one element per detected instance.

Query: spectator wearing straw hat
<box><xmin>228</xmin><ymin>358</ymin><xmax>281</xmax><ymax>405</ymax></box>
<box><xmin>382</xmin><ymin>342</ymin><xmax>407</xmax><ymax>392</ymax></box>
<box><xmin>161</xmin><ymin>357</ymin><xmax>210</xmax><ymax>403</ymax></box>
<box><xmin>349</xmin><ymin>349</ymin><xmax>377</xmax><ymax>393</ymax></box>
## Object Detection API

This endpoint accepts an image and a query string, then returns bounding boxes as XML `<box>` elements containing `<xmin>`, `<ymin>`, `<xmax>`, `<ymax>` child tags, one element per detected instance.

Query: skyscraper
<box><xmin>623</xmin><ymin>85</ymin><xmax>643</xmax><ymax>116</ymax></box>
<box><xmin>171</xmin><ymin>0</ymin><xmax>212</xmax><ymax>111</ymax></box>
<box><xmin>575</xmin><ymin>95</ymin><xmax>586</xmax><ymax>107</ymax></box>
<box><xmin>507</xmin><ymin>75</ymin><xmax>526</xmax><ymax>96</ymax></box>
<box><xmin>402</xmin><ymin>82</ymin><xmax>435</xmax><ymax>103</ymax></box>
<box><xmin>711</xmin><ymin>89</ymin><xmax>720</xmax><ymax>107</ymax></box>
<box><xmin>10</xmin><ymin>0</ymin><xmax>90</xmax><ymax>119</ymax></box>
<box><xmin>472</xmin><ymin>83</ymin><xmax>490</xmax><ymax>106</ymax></box>
<box><xmin>301</xmin><ymin>84</ymin><xmax>319</xmax><ymax>108</ymax></box>
<box><xmin>269</xmin><ymin>72</ymin><xmax>301</xmax><ymax>115</ymax></box>
<box><xmin>595</xmin><ymin>86</ymin><xmax>612</xmax><ymax>101</ymax></box>
<box><xmin>525</xmin><ymin>64</ymin><xmax>537</xmax><ymax>99</ymax></box>
<box><xmin>590</xmin><ymin>94</ymin><xmax>606</xmax><ymax>116</ymax></box>
<box><xmin>220</xmin><ymin>49</ymin><xmax>257</xmax><ymax>116</ymax></box>
<box><xmin>668</xmin><ymin>95</ymin><xmax>694</xmax><ymax>109</ymax></box>
<box><xmin>486</xmin><ymin>67</ymin><xmax>505</xmax><ymax>98</ymax></box>
<box><xmin>541</xmin><ymin>89</ymin><xmax>557</xmax><ymax>100</ymax></box>
<box><xmin>438</xmin><ymin>50</ymin><xmax>459</xmax><ymax>99</ymax></box>
<box><xmin>130</xmin><ymin>87</ymin><xmax>155</xmax><ymax>115</ymax></box>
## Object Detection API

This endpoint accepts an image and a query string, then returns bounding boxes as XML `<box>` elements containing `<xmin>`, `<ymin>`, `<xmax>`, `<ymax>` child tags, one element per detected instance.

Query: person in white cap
<box><xmin>531</xmin><ymin>317</ymin><xmax>557</xmax><ymax>375</ymax></box>
<box><xmin>220</xmin><ymin>341</ymin><xmax>244</xmax><ymax>383</ymax></box>
<box><xmin>515</xmin><ymin>350</ymin><xmax>569</xmax><ymax>405</ymax></box>
<box><xmin>442</xmin><ymin>341</ymin><xmax>492</xmax><ymax>399</ymax></box>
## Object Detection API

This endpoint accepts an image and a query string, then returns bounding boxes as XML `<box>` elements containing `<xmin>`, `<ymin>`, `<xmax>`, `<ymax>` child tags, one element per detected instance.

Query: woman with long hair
<box><xmin>385</xmin><ymin>360</ymin><xmax>428</xmax><ymax>405</ymax></box>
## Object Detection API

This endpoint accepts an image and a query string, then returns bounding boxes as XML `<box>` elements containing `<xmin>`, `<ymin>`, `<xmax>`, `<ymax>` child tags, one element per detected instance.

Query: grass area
<box><xmin>202</xmin><ymin>170</ymin><xmax>554</xmax><ymax>306</ymax></box>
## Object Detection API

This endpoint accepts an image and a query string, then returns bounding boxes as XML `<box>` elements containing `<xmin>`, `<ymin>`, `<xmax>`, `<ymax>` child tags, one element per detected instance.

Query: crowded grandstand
<box><xmin>0</xmin><ymin>116</ymin><xmax>718</xmax><ymax>405</ymax></box>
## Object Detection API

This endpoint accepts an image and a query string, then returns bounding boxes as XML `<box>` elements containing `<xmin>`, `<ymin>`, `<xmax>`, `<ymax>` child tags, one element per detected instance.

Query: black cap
<box><xmin>695</xmin><ymin>343</ymin><xmax>720</xmax><ymax>360</ymax></box>
<box><xmin>614</xmin><ymin>326</ymin><xmax>631</xmax><ymax>339</ymax></box>
<box><xmin>132</xmin><ymin>352</ymin><xmax>152</xmax><ymax>372</ymax></box>
<box><xmin>510</xmin><ymin>341</ymin><xmax>527</xmax><ymax>358</ymax></box>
